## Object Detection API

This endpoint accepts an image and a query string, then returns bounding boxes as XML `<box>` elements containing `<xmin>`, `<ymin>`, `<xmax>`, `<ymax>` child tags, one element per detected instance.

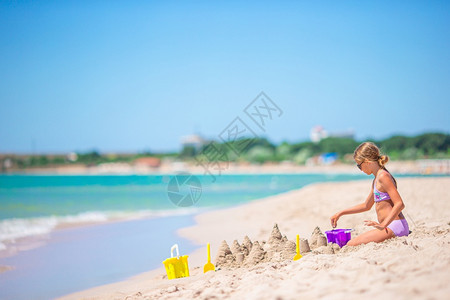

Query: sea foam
<box><xmin>0</xmin><ymin>207</ymin><xmax>200</xmax><ymax>252</ymax></box>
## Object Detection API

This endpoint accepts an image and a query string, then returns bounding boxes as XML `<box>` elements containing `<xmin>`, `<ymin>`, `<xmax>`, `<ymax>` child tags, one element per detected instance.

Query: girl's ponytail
<box><xmin>378</xmin><ymin>155</ymin><xmax>389</xmax><ymax>168</ymax></box>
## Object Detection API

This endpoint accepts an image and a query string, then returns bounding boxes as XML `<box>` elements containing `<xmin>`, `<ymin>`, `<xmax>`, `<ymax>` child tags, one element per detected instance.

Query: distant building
<box><xmin>310</xmin><ymin>126</ymin><xmax>354</xmax><ymax>143</ymax></box>
<box><xmin>134</xmin><ymin>157</ymin><xmax>161</xmax><ymax>168</ymax></box>
<box><xmin>306</xmin><ymin>153</ymin><xmax>338</xmax><ymax>166</ymax></box>
<box><xmin>319</xmin><ymin>152</ymin><xmax>338</xmax><ymax>165</ymax></box>
<box><xmin>180</xmin><ymin>134</ymin><xmax>207</xmax><ymax>152</ymax></box>
<box><xmin>66</xmin><ymin>152</ymin><xmax>78</xmax><ymax>162</ymax></box>
<box><xmin>310</xmin><ymin>126</ymin><xmax>328</xmax><ymax>143</ymax></box>
<box><xmin>329</xmin><ymin>129</ymin><xmax>355</xmax><ymax>139</ymax></box>
<box><xmin>3</xmin><ymin>158</ymin><xmax>12</xmax><ymax>169</ymax></box>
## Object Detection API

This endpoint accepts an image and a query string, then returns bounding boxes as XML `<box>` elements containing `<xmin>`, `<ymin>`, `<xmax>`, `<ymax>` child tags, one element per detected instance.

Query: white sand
<box><xmin>60</xmin><ymin>177</ymin><xmax>450</xmax><ymax>300</ymax></box>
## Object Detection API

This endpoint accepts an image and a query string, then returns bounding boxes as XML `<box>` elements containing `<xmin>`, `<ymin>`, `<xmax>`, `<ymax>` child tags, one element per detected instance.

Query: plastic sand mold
<box><xmin>162</xmin><ymin>244</ymin><xmax>190</xmax><ymax>279</ymax></box>
<box><xmin>325</xmin><ymin>229</ymin><xmax>353</xmax><ymax>247</ymax></box>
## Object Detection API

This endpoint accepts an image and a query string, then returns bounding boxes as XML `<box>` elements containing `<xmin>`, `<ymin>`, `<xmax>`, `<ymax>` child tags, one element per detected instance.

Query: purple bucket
<box><xmin>324</xmin><ymin>229</ymin><xmax>353</xmax><ymax>247</ymax></box>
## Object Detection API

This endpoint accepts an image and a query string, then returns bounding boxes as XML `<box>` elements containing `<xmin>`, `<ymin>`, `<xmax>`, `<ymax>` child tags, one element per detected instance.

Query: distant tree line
<box><xmin>2</xmin><ymin>132</ymin><xmax>449</xmax><ymax>169</ymax></box>
<box><xmin>180</xmin><ymin>132</ymin><xmax>450</xmax><ymax>164</ymax></box>
<box><xmin>4</xmin><ymin>151</ymin><xmax>178</xmax><ymax>169</ymax></box>
<box><xmin>378</xmin><ymin>133</ymin><xmax>450</xmax><ymax>160</ymax></box>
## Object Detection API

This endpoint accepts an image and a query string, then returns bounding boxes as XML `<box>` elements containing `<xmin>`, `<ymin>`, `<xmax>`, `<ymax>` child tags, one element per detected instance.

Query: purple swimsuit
<box><xmin>373</xmin><ymin>180</ymin><xmax>409</xmax><ymax>237</ymax></box>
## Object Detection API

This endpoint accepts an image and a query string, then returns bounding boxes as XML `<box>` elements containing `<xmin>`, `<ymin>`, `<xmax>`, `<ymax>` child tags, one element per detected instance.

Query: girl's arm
<box><xmin>377</xmin><ymin>172</ymin><xmax>405</xmax><ymax>228</ymax></box>
<box><xmin>339</xmin><ymin>191</ymin><xmax>374</xmax><ymax>216</ymax></box>
<box><xmin>331</xmin><ymin>189</ymin><xmax>374</xmax><ymax>227</ymax></box>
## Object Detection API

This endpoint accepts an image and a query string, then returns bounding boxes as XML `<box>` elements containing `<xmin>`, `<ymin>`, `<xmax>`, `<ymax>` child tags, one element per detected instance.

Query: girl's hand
<box><xmin>364</xmin><ymin>220</ymin><xmax>386</xmax><ymax>231</ymax></box>
<box><xmin>330</xmin><ymin>213</ymin><xmax>340</xmax><ymax>228</ymax></box>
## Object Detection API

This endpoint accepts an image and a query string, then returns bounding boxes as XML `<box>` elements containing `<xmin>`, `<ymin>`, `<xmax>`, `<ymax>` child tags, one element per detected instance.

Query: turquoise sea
<box><xmin>0</xmin><ymin>173</ymin><xmax>370</xmax><ymax>244</ymax></box>
<box><xmin>0</xmin><ymin>173</ymin><xmax>393</xmax><ymax>299</ymax></box>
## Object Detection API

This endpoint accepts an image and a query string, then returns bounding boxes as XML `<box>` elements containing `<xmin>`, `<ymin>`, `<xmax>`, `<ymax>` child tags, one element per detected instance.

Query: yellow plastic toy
<box><xmin>162</xmin><ymin>244</ymin><xmax>190</xmax><ymax>279</ymax></box>
<box><xmin>203</xmin><ymin>243</ymin><xmax>215</xmax><ymax>273</ymax></box>
<box><xmin>293</xmin><ymin>234</ymin><xmax>303</xmax><ymax>261</ymax></box>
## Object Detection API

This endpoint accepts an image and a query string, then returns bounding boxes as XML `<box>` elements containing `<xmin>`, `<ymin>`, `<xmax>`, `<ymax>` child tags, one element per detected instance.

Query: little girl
<box><xmin>330</xmin><ymin>142</ymin><xmax>409</xmax><ymax>246</ymax></box>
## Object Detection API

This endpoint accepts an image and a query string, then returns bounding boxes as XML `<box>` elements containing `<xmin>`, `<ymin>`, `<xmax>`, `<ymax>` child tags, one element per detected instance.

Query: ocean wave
<box><xmin>0</xmin><ymin>208</ymin><xmax>201</xmax><ymax>250</ymax></box>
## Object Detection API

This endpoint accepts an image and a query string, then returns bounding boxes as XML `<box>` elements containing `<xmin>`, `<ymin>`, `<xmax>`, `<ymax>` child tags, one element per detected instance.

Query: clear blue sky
<box><xmin>1</xmin><ymin>1</ymin><xmax>449</xmax><ymax>154</ymax></box>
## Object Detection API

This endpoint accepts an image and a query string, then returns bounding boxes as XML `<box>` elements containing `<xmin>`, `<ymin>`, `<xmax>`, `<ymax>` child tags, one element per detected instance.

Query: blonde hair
<box><xmin>353</xmin><ymin>142</ymin><xmax>397</xmax><ymax>186</ymax></box>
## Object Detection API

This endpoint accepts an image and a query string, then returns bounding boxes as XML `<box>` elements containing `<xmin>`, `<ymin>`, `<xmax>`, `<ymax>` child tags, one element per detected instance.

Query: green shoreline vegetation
<box><xmin>1</xmin><ymin>132</ymin><xmax>449</xmax><ymax>171</ymax></box>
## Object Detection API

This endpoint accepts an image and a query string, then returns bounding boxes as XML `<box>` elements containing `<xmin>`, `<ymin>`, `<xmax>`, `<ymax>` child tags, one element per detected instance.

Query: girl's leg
<box><xmin>347</xmin><ymin>228</ymin><xmax>395</xmax><ymax>246</ymax></box>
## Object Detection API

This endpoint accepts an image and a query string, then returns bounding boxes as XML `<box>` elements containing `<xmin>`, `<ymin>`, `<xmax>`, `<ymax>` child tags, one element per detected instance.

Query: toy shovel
<box><xmin>293</xmin><ymin>234</ymin><xmax>303</xmax><ymax>261</ymax></box>
<box><xmin>203</xmin><ymin>243</ymin><xmax>215</xmax><ymax>273</ymax></box>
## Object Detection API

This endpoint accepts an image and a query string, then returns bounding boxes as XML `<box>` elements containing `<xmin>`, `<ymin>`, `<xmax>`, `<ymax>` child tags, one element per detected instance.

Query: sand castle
<box><xmin>309</xmin><ymin>226</ymin><xmax>341</xmax><ymax>254</ymax></box>
<box><xmin>214</xmin><ymin>224</ymin><xmax>341</xmax><ymax>269</ymax></box>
